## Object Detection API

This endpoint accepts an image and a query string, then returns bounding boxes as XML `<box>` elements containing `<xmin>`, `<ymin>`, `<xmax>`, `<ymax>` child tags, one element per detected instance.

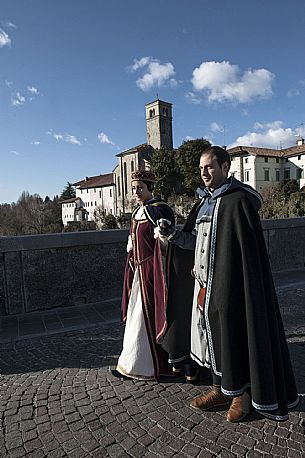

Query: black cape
<box><xmin>161</xmin><ymin>201</ymin><xmax>201</xmax><ymax>363</ymax></box>
<box><xmin>205</xmin><ymin>187</ymin><xmax>299</xmax><ymax>420</ymax></box>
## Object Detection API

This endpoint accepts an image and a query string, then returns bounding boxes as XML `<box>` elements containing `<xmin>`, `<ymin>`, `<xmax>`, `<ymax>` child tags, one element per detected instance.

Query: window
<box><xmin>296</xmin><ymin>168</ymin><xmax>304</xmax><ymax>179</ymax></box>
<box><xmin>264</xmin><ymin>169</ymin><xmax>269</xmax><ymax>181</ymax></box>
<box><xmin>245</xmin><ymin>158</ymin><xmax>248</xmax><ymax>164</ymax></box>
<box><xmin>298</xmin><ymin>155</ymin><xmax>301</xmax><ymax>160</ymax></box>
<box><xmin>244</xmin><ymin>171</ymin><xmax>250</xmax><ymax>181</ymax></box>
<box><xmin>131</xmin><ymin>160</ymin><xmax>134</xmax><ymax>172</ymax></box>
<box><xmin>87</xmin><ymin>189</ymin><xmax>89</xmax><ymax>193</ymax></box>
<box><xmin>284</xmin><ymin>169</ymin><xmax>290</xmax><ymax>179</ymax></box>
<box><xmin>110</xmin><ymin>189</ymin><xmax>112</xmax><ymax>197</ymax></box>
<box><xmin>276</xmin><ymin>170</ymin><xmax>280</xmax><ymax>181</ymax></box>
<box><xmin>95</xmin><ymin>201</ymin><xmax>97</xmax><ymax>206</ymax></box>
<box><xmin>94</xmin><ymin>188</ymin><xmax>96</xmax><ymax>192</ymax></box>
<box><xmin>163</xmin><ymin>108</ymin><xmax>168</xmax><ymax>116</ymax></box>
<box><xmin>124</xmin><ymin>162</ymin><xmax>128</xmax><ymax>195</ymax></box>
<box><xmin>117</xmin><ymin>177</ymin><xmax>121</xmax><ymax>196</ymax></box>
<box><xmin>264</xmin><ymin>157</ymin><xmax>268</xmax><ymax>163</ymax></box>
<box><xmin>149</xmin><ymin>109</ymin><xmax>155</xmax><ymax>118</ymax></box>
<box><xmin>285</xmin><ymin>158</ymin><xmax>288</xmax><ymax>163</ymax></box>
<box><xmin>99</xmin><ymin>191</ymin><xmax>102</xmax><ymax>198</ymax></box>
<box><xmin>91</xmin><ymin>202</ymin><xmax>93</xmax><ymax>206</ymax></box>
<box><xmin>110</xmin><ymin>209</ymin><xmax>113</xmax><ymax>214</ymax></box>
<box><xmin>276</xmin><ymin>158</ymin><xmax>279</xmax><ymax>163</ymax></box>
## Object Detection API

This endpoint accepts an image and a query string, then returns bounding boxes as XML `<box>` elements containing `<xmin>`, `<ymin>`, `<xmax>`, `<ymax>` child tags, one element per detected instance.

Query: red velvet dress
<box><xmin>118</xmin><ymin>202</ymin><xmax>174</xmax><ymax>380</ymax></box>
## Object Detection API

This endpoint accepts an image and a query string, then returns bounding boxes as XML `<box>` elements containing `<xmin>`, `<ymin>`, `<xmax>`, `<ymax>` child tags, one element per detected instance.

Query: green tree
<box><xmin>102</xmin><ymin>214</ymin><xmax>118</xmax><ymax>229</ymax></box>
<box><xmin>150</xmin><ymin>146</ymin><xmax>178</xmax><ymax>200</ymax></box>
<box><xmin>175</xmin><ymin>138</ymin><xmax>211</xmax><ymax>195</ymax></box>
<box><xmin>60</xmin><ymin>182</ymin><xmax>76</xmax><ymax>200</ymax></box>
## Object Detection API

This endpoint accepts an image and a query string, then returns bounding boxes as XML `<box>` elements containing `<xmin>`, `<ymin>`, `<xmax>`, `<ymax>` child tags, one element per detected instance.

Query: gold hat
<box><xmin>131</xmin><ymin>170</ymin><xmax>156</xmax><ymax>183</ymax></box>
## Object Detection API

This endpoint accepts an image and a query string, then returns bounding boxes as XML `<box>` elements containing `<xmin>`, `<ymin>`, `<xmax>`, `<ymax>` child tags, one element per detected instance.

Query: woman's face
<box><xmin>132</xmin><ymin>180</ymin><xmax>153</xmax><ymax>203</ymax></box>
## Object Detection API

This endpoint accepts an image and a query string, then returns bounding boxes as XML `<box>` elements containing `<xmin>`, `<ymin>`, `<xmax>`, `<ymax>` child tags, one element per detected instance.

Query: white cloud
<box><xmin>11</xmin><ymin>92</ymin><xmax>26</xmax><ymax>106</ymax></box>
<box><xmin>2</xmin><ymin>21</ymin><xmax>17</xmax><ymax>29</ymax></box>
<box><xmin>129</xmin><ymin>56</ymin><xmax>177</xmax><ymax>92</ymax></box>
<box><xmin>185</xmin><ymin>91</ymin><xmax>202</xmax><ymax>105</ymax></box>
<box><xmin>191</xmin><ymin>61</ymin><xmax>275</xmax><ymax>104</ymax></box>
<box><xmin>98</xmin><ymin>132</ymin><xmax>114</xmax><ymax>145</ymax></box>
<box><xmin>0</xmin><ymin>28</ymin><xmax>11</xmax><ymax>47</ymax></box>
<box><xmin>130</xmin><ymin>57</ymin><xmax>151</xmax><ymax>71</ymax></box>
<box><xmin>228</xmin><ymin>121</ymin><xmax>305</xmax><ymax>149</ymax></box>
<box><xmin>10</xmin><ymin>150</ymin><xmax>20</xmax><ymax>155</ymax></box>
<box><xmin>210</xmin><ymin>122</ymin><xmax>224</xmax><ymax>133</ymax></box>
<box><xmin>48</xmin><ymin>130</ymin><xmax>81</xmax><ymax>145</ymax></box>
<box><xmin>185</xmin><ymin>135</ymin><xmax>194</xmax><ymax>141</ymax></box>
<box><xmin>287</xmin><ymin>88</ymin><xmax>300</xmax><ymax>97</ymax></box>
<box><xmin>31</xmin><ymin>141</ymin><xmax>41</xmax><ymax>145</ymax></box>
<box><xmin>10</xmin><ymin>85</ymin><xmax>40</xmax><ymax>107</ymax></box>
<box><xmin>253</xmin><ymin>120</ymin><xmax>284</xmax><ymax>131</ymax></box>
<box><xmin>27</xmin><ymin>86</ymin><xmax>39</xmax><ymax>95</ymax></box>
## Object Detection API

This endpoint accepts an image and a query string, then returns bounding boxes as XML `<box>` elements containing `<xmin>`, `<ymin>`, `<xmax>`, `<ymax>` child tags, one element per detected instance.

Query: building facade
<box><xmin>228</xmin><ymin>139</ymin><xmax>305</xmax><ymax>191</ymax></box>
<box><xmin>61</xmin><ymin>174</ymin><xmax>115</xmax><ymax>226</ymax></box>
<box><xmin>61</xmin><ymin>99</ymin><xmax>174</xmax><ymax>224</ymax></box>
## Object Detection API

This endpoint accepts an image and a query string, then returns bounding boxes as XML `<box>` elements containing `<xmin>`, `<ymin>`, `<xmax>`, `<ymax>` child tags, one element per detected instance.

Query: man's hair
<box><xmin>201</xmin><ymin>146</ymin><xmax>231</xmax><ymax>170</ymax></box>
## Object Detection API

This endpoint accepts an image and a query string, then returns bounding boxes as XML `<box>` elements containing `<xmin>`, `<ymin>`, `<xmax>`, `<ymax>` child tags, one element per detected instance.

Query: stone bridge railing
<box><xmin>0</xmin><ymin>217</ymin><xmax>304</xmax><ymax>316</ymax></box>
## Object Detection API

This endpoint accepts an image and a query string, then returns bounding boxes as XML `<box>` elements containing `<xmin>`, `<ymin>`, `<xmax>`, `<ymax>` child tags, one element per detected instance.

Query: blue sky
<box><xmin>1</xmin><ymin>0</ymin><xmax>305</xmax><ymax>203</ymax></box>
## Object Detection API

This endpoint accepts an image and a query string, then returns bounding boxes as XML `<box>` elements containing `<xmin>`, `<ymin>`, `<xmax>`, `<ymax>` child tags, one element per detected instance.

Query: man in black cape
<box><xmin>158</xmin><ymin>146</ymin><xmax>299</xmax><ymax>422</ymax></box>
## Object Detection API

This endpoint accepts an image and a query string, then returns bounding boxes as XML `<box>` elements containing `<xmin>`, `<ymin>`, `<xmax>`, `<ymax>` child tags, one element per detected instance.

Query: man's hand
<box><xmin>157</xmin><ymin>218</ymin><xmax>176</xmax><ymax>237</ymax></box>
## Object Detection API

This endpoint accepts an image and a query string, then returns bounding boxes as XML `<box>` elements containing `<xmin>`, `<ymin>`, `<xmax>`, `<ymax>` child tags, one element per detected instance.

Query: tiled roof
<box><xmin>228</xmin><ymin>146</ymin><xmax>284</xmax><ymax>157</ymax></box>
<box><xmin>116</xmin><ymin>143</ymin><xmax>152</xmax><ymax>157</ymax></box>
<box><xmin>59</xmin><ymin>197</ymin><xmax>79</xmax><ymax>204</ymax></box>
<box><xmin>228</xmin><ymin>145</ymin><xmax>305</xmax><ymax>158</ymax></box>
<box><xmin>74</xmin><ymin>173</ymin><xmax>115</xmax><ymax>189</ymax></box>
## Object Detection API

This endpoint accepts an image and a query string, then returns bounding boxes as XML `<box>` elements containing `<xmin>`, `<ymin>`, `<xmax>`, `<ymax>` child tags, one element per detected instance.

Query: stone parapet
<box><xmin>0</xmin><ymin>217</ymin><xmax>304</xmax><ymax>316</ymax></box>
<box><xmin>262</xmin><ymin>217</ymin><xmax>305</xmax><ymax>271</ymax></box>
<box><xmin>0</xmin><ymin>230</ymin><xmax>129</xmax><ymax>316</ymax></box>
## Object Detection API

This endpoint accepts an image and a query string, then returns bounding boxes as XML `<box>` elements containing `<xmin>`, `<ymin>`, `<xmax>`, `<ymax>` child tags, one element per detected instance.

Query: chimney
<box><xmin>296</xmin><ymin>138</ymin><xmax>305</xmax><ymax>146</ymax></box>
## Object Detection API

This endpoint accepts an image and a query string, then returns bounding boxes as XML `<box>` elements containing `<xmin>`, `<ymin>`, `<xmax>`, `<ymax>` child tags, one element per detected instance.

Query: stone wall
<box><xmin>261</xmin><ymin>217</ymin><xmax>305</xmax><ymax>271</ymax></box>
<box><xmin>0</xmin><ymin>230</ymin><xmax>129</xmax><ymax>316</ymax></box>
<box><xmin>0</xmin><ymin>216</ymin><xmax>304</xmax><ymax>316</ymax></box>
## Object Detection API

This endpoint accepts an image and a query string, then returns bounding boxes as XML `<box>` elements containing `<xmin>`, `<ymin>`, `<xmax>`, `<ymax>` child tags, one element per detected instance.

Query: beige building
<box><xmin>228</xmin><ymin>138</ymin><xmax>305</xmax><ymax>191</ymax></box>
<box><xmin>113</xmin><ymin>99</ymin><xmax>173</xmax><ymax>214</ymax></box>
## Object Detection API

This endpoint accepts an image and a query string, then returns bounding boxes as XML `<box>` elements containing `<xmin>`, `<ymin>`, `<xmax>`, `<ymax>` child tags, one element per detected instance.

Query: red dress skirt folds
<box><xmin>117</xmin><ymin>203</ymin><xmax>173</xmax><ymax>380</ymax></box>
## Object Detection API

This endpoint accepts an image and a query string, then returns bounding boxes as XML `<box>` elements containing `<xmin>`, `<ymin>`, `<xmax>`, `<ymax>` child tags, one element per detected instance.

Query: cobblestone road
<box><xmin>0</xmin><ymin>286</ymin><xmax>305</xmax><ymax>457</ymax></box>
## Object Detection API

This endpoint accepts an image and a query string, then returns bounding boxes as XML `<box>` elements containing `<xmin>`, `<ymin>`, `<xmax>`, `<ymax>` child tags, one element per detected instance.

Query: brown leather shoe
<box><xmin>226</xmin><ymin>392</ymin><xmax>251</xmax><ymax>422</ymax></box>
<box><xmin>190</xmin><ymin>388</ymin><xmax>231</xmax><ymax>411</ymax></box>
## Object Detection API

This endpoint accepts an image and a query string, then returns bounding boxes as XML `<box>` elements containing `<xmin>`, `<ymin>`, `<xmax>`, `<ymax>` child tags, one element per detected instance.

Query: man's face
<box><xmin>132</xmin><ymin>180</ymin><xmax>152</xmax><ymax>203</ymax></box>
<box><xmin>199</xmin><ymin>153</ymin><xmax>229</xmax><ymax>190</ymax></box>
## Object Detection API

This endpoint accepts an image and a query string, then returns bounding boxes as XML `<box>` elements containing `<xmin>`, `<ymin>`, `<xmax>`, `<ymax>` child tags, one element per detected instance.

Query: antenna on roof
<box><xmin>156</xmin><ymin>93</ymin><xmax>159</xmax><ymax>100</ymax></box>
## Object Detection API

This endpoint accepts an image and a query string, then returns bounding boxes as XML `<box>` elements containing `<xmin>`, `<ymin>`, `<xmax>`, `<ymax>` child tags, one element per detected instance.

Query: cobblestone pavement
<box><xmin>0</xmin><ymin>285</ymin><xmax>305</xmax><ymax>457</ymax></box>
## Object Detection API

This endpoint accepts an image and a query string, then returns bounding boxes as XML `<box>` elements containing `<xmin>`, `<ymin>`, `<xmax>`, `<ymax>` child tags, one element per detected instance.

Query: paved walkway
<box><xmin>0</xmin><ymin>270</ymin><xmax>304</xmax><ymax>457</ymax></box>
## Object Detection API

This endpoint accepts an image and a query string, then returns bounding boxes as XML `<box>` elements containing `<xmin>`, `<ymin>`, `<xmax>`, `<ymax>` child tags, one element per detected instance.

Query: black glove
<box><xmin>157</xmin><ymin>218</ymin><xmax>175</xmax><ymax>237</ymax></box>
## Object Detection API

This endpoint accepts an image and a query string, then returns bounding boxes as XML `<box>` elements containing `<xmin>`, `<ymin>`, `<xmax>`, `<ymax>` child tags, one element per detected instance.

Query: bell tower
<box><xmin>145</xmin><ymin>99</ymin><xmax>173</xmax><ymax>150</ymax></box>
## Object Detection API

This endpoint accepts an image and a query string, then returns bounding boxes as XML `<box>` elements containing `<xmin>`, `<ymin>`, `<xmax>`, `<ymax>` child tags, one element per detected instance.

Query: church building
<box><xmin>60</xmin><ymin>99</ymin><xmax>173</xmax><ymax>225</ymax></box>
